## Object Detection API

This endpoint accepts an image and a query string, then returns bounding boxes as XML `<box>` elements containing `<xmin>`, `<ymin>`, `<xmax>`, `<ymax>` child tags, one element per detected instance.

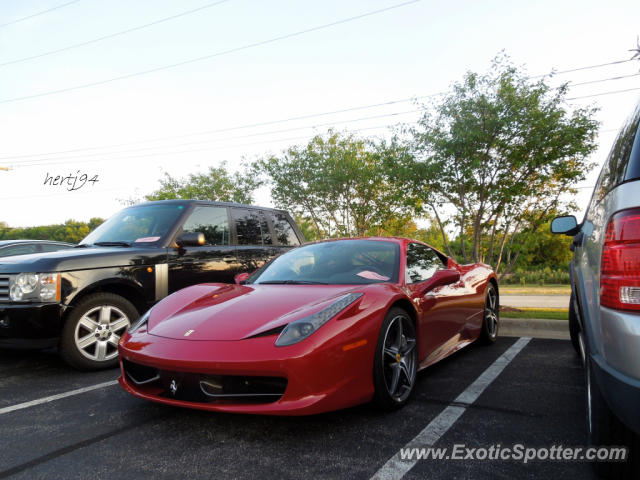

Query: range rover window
<box><xmin>406</xmin><ymin>243</ymin><xmax>445</xmax><ymax>284</ymax></box>
<box><xmin>232</xmin><ymin>208</ymin><xmax>272</xmax><ymax>245</ymax></box>
<box><xmin>182</xmin><ymin>206</ymin><xmax>229</xmax><ymax>245</ymax></box>
<box><xmin>270</xmin><ymin>212</ymin><xmax>300</xmax><ymax>246</ymax></box>
<box><xmin>0</xmin><ymin>244</ymin><xmax>38</xmax><ymax>257</ymax></box>
<box><xmin>81</xmin><ymin>204</ymin><xmax>184</xmax><ymax>245</ymax></box>
<box><xmin>40</xmin><ymin>243</ymin><xmax>74</xmax><ymax>252</ymax></box>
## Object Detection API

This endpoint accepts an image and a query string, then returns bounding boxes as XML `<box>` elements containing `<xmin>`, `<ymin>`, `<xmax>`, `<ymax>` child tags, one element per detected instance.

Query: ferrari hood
<box><xmin>147</xmin><ymin>283</ymin><xmax>363</xmax><ymax>341</ymax></box>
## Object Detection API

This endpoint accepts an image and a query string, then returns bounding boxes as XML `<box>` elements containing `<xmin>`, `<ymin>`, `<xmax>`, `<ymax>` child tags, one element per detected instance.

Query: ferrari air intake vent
<box><xmin>200</xmin><ymin>375</ymin><xmax>287</xmax><ymax>401</ymax></box>
<box><xmin>123</xmin><ymin>359</ymin><xmax>160</xmax><ymax>385</ymax></box>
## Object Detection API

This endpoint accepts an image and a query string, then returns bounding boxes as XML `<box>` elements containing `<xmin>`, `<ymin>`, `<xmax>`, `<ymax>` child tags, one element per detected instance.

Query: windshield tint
<box><xmin>81</xmin><ymin>204</ymin><xmax>185</xmax><ymax>245</ymax></box>
<box><xmin>250</xmin><ymin>240</ymin><xmax>399</xmax><ymax>285</ymax></box>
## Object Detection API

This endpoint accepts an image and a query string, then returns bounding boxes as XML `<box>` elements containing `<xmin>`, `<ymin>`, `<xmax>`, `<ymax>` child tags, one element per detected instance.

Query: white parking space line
<box><xmin>0</xmin><ymin>380</ymin><xmax>118</xmax><ymax>416</ymax></box>
<box><xmin>371</xmin><ymin>337</ymin><xmax>532</xmax><ymax>480</ymax></box>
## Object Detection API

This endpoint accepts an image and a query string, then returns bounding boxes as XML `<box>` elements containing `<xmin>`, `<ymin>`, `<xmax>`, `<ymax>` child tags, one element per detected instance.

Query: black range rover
<box><xmin>0</xmin><ymin>200</ymin><xmax>304</xmax><ymax>370</ymax></box>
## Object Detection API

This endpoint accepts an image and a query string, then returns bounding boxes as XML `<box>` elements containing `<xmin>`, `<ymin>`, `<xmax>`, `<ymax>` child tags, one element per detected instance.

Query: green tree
<box><xmin>404</xmin><ymin>54</ymin><xmax>599</xmax><ymax>275</ymax></box>
<box><xmin>256</xmin><ymin>131</ymin><xmax>413</xmax><ymax>238</ymax></box>
<box><xmin>145</xmin><ymin>162</ymin><xmax>260</xmax><ymax>204</ymax></box>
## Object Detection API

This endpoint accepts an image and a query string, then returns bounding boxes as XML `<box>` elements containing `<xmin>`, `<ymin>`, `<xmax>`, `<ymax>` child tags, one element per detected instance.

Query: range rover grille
<box><xmin>0</xmin><ymin>276</ymin><xmax>10</xmax><ymax>302</ymax></box>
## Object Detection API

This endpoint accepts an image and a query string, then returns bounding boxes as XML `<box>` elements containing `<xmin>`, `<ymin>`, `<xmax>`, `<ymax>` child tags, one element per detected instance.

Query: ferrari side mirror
<box><xmin>419</xmin><ymin>269</ymin><xmax>461</xmax><ymax>295</ymax></box>
<box><xmin>234</xmin><ymin>272</ymin><xmax>250</xmax><ymax>285</ymax></box>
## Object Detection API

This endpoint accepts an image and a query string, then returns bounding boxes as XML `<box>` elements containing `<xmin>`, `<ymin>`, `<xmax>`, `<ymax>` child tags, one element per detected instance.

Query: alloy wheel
<box><xmin>381</xmin><ymin>314</ymin><xmax>417</xmax><ymax>402</ymax></box>
<box><xmin>74</xmin><ymin>305</ymin><xmax>130</xmax><ymax>362</ymax></box>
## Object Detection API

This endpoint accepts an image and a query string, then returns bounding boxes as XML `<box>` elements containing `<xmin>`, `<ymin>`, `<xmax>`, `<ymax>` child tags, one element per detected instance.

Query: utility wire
<box><xmin>569</xmin><ymin>72</ymin><xmax>640</xmax><ymax>87</ymax></box>
<box><xmin>529</xmin><ymin>58</ymin><xmax>635</xmax><ymax>78</ymax></box>
<box><xmin>11</xmin><ymin>122</ymin><xmax>405</xmax><ymax>169</ymax></box>
<box><xmin>8</xmin><ymin>111</ymin><xmax>419</xmax><ymax>166</ymax></box>
<box><xmin>0</xmin><ymin>0</ymin><xmax>233</xmax><ymax>68</ymax></box>
<box><xmin>0</xmin><ymin>0</ymin><xmax>84</xmax><ymax>28</ymax></box>
<box><xmin>10</xmin><ymin>109</ymin><xmax>421</xmax><ymax>164</ymax></box>
<box><xmin>0</xmin><ymin>94</ymin><xmax>441</xmax><ymax>161</ymax></box>
<box><xmin>0</xmin><ymin>57</ymin><xmax>635</xmax><ymax>161</ymax></box>
<box><xmin>0</xmin><ymin>0</ymin><xmax>422</xmax><ymax>105</ymax></box>
<box><xmin>567</xmin><ymin>87</ymin><xmax>640</xmax><ymax>101</ymax></box>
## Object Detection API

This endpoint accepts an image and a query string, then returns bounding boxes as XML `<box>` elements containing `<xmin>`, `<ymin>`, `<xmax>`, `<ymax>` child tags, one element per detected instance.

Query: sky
<box><xmin>0</xmin><ymin>0</ymin><xmax>638</xmax><ymax>228</ymax></box>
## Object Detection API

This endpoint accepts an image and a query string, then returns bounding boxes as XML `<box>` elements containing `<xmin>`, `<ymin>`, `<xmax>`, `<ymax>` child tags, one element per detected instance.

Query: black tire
<box><xmin>60</xmin><ymin>292</ymin><xmax>139</xmax><ymax>371</ymax></box>
<box><xmin>586</xmin><ymin>348</ymin><xmax>640</xmax><ymax>479</ymax></box>
<box><xmin>372</xmin><ymin>308</ymin><xmax>418</xmax><ymax>411</ymax></box>
<box><xmin>569</xmin><ymin>292</ymin><xmax>581</xmax><ymax>354</ymax></box>
<box><xmin>478</xmin><ymin>283</ymin><xmax>499</xmax><ymax>345</ymax></box>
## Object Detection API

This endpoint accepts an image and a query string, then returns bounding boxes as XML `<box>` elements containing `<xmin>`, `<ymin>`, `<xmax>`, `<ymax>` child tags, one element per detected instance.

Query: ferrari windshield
<box><xmin>250</xmin><ymin>239</ymin><xmax>400</xmax><ymax>285</ymax></box>
<box><xmin>80</xmin><ymin>204</ymin><xmax>186</xmax><ymax>246</ymax></box>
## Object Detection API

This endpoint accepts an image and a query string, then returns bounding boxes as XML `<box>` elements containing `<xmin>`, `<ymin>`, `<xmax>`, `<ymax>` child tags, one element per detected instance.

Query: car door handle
<box><xmin>222</xmin><ymin>256</ymin><xmax>237</xmax><ymax>263</ymax></box>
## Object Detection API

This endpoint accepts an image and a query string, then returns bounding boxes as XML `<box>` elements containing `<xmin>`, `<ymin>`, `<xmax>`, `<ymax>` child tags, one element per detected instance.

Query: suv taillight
<box><xmin>601</xmin><ymin>208</ymin><xmax>640</xmax><ymax>311</ymax></box>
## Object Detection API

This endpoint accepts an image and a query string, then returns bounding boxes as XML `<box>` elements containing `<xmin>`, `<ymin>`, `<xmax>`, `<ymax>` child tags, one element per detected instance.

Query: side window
<box><xmin>405</xmin><ymin>243</ymin><xmax>445</xmax><ymax>284</ymax></box>
<box><xmin>593</xmin><ymin>105</ymin><xmax>640</xmax><ymax>204</ymax></box>
<box><xmin>232</xmin><ymin>208</ymin><xmax>272</xmax><ymax>246</ymax></box>
<box><xmin>0</xmin><ymin>244</ymin><xmax>38</xmax><ymax>257</ymax></box>
<box><xmin>270</xmin><ymin>212</ymin><xmax>300</xmax><ymax>246</ymax></box>
<box><xmin>41</xmin><ymin>244</ymin><xmax>73</xmax><ymax>252</ymax></box>
<box><xmin>182</xmin><ymin>206</ymin><xmax>230</xmax><ymax>246</ymax></box>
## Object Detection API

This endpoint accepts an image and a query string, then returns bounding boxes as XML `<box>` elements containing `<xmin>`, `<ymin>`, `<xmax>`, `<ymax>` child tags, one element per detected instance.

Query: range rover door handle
<box><xmin>222</xmin><ymin>256</ymin><xmax>237</xmax><ymax>263</ymax></box>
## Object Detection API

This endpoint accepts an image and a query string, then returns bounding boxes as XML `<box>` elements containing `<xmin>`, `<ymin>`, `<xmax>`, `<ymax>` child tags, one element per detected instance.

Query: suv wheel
<box><xmin>60</xmin><ymin>292</ymin><xmax>139</xmax><ymax>370</ymax></box>
<box><xmin>586</xmin><ymin>348</ymin><xmax>639</xmax><ymax>478</ymax></box>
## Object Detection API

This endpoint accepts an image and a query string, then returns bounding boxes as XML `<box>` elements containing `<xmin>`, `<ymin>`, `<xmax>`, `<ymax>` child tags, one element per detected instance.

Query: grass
<box><xmin>499</xmin><ymin>284</ymin><xmax>571</xmax><ymax>295</ymax></box>
<box><xmin>500</xmin><ymin>307</ymin><xmax>568</xmax><ymax>320</ymax></box>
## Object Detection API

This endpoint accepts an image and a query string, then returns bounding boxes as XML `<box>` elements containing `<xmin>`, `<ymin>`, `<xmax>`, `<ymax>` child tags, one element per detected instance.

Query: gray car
<box><xmin>552</xmin><ymin>101</ymin><xmax>640</xmax><ymax>478</ymax></box>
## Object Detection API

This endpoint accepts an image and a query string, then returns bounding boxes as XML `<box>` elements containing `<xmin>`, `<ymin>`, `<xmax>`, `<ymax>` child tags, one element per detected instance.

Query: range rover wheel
<box><xmin>478</xmin><ymin>283</ymin><xmax>499</xmax><ymax>344</ymax></box>
<box><xmin>60</xmin><ymin>292</ymin><xmax>139</xmax><ymax>370</ymax></box>
<box><xmin>372</xmin><ymin>308</ymin><xmax>418</xmax><ymax>411</ymax></box>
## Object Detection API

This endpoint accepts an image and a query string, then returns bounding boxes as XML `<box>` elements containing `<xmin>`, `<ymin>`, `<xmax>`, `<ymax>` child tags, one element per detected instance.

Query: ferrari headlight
<box><xmin>129</xmin><ymin>309</ymin><xmax>151</xmax><ymax>334</ymax></box>
<box><xmin>275</xmin><ymin>293</ymin><xmax>363</xmax><ymax>347</ymax></box>
<box><xmin>9</xmin><ymin>273</ymin><xmax>60</xmax><ymax>302</ymax></box>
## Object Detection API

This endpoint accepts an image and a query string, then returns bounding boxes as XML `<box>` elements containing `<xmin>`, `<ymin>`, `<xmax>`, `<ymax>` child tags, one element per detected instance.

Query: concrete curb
<box><xmin>500</xmin><ymin>317</ymin><xmax>569</xmax><ymax>340</ymax></box>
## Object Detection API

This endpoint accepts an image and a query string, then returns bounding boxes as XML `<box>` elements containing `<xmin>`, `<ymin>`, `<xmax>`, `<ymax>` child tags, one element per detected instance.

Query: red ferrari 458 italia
<box><xmin>118</xmin><ymin>237</ymin><xmax>499</xmax><ymax>415</ymax></box>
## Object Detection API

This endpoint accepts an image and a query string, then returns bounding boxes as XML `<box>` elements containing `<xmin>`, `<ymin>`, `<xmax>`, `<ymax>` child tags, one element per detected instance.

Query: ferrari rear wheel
<box><xmin>479</xmin><ymin>283</ymin><xmax>499</xmax><ymax>344</ymax></box>
<box><xmin>373</xmin><ymin>308</ymin><xmax>418</xmax><ymax>410</ymax></box>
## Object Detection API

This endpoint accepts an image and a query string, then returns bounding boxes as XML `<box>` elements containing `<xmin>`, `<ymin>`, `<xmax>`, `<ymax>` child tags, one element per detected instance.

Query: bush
<box><xmin>501</xmin><ymin>267</ymin><xmax>570</xmax><ymax>286</ymax></box>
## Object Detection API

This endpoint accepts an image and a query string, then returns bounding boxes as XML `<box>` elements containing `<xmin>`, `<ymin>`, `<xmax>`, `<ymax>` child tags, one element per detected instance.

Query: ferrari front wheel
<box><xmin>479</xmin><ymin>283</ymin><xmax>499</xmax><ymax>344</ymax></box>
<box><xmin>373</xmin><ymin>308</ymin><xmax>418</xmax><ymax>411</ymax></box>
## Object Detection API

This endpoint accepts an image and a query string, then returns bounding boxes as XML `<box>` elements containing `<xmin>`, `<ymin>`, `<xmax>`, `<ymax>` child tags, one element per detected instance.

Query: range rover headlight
<box><xmin>275</xmin><ymin>293</ymin><xmax>363</xmax><ymax>347</ymax></box>
<box><xmin>9</xmin><ymin>273</ymin><xmax>60</xmax><ymax>302</ymax></box>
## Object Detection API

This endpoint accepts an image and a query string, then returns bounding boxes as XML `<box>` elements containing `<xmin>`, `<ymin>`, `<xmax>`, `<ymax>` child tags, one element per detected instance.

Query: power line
<box><xmin>0</xmin><ymin>57</ymin><xmax>633</xmax><ymax>162</ymax></box>
<box><xmin>0</xmin><ymin>94</ymin><xmax>441</xmax><ymax>161</ymax></box>
<box><xmin>7</xmin><ymin>109</ymin><xmax>420</xmax><ymax>165</ymax></box>
<box><xmin>0</xmin><ymin>0</ymin><xmax>84</xmax><ymax>28</ymax></box>
<box><xmin>0</xmin><ymin>0</ymin><xmax>233</xmax><ymax>68</ymax></box>
<box><xmin>567</xmin><ymin>86</ymin><xmax>640</xmax><ymax>101</ymax></box>
<box><xmin>569</xmin><ymin>72</ymin><xmax>640</xmax><ymax>87</ymax></box>
<box><xmin>12</xmin><ymin>122</ymin><xmax>407</xmax><ymax>169</ymax></box>
<box><xmin>530</xmin><ymin>58</ymin><xmax>635</xmax><ymax>78</ymax></box>
<box><xmin>0</xmin><ymin>0</ymin><xmax>422</xmax><ymax>105</ymax></box>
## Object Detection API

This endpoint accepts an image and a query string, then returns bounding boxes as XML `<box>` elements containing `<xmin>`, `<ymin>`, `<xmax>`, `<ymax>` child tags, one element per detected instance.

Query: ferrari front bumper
<box><xmin>118</xmin><ymin>328</ymin><xmax>377</xmax><ymax>416</ymax></box>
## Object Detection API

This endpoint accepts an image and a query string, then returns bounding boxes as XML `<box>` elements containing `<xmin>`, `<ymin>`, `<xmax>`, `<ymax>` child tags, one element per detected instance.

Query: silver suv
<box><xmin>552</xmin><ymin>101</ymin><xmax>640</xmax><ymax>478</ymax></box>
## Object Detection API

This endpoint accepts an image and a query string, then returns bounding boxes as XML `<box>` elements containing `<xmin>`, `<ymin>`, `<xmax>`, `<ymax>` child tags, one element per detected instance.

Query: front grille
<box><xmin>123</xmin><ymin>360</ymin><xmax>287</xmax><ymax>404</ymax></box>
<box><xmin>0</xmin><ymin>276</ymin><xmax>10</xmax><ymax>302</ymax></box>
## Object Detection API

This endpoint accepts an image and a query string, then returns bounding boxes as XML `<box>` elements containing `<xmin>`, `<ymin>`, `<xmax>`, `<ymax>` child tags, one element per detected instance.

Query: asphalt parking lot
<box><xmin>0</xmin><ymin>337</ymin><xmax>600</xmax><ymax>480</ymax></box>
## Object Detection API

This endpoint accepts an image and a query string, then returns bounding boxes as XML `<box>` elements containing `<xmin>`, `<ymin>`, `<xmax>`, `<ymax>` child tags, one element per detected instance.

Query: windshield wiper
<box><xmin>74</xmin><ymin>244</ymin><xmax>90</xmax><ymax>248</ymax></box>
<box><xmin>93</xmin><ymin>241</ymin><xmax>132</xmax><ymax>247</ymax></box>
<box><xmin>257</xmin><ymin>280</ymin><xmax>329</xmax><ymax>285</ymax></box>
